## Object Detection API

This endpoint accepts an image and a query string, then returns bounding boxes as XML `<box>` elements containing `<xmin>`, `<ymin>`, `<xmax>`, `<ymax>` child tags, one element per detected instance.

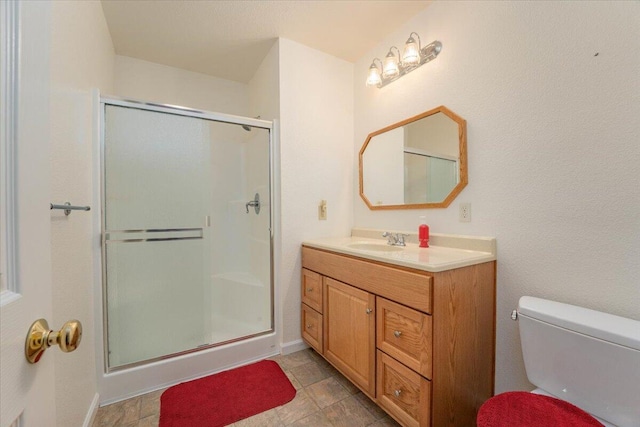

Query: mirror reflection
<box><xmin>359</xmin><ymin>106</ymin><xmax>467</xmax><ymax>209</ymax></box>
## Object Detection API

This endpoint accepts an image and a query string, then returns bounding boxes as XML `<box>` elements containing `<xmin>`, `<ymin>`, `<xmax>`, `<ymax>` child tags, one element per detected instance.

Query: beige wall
<box><xmin>49</xmin><ymin>1</ymin><xmax>115</xmax><ymax>426</ymax></box>
<box><xmin>278</xmin><ymin>38</ymin><xmax>354</xmax><ymax>346</ymax></box>
<box><xmin>354</xmin><ymin>1</ymin><xmax>640</xmax><ymax>393</ymax></box>
<box><xmin>249</xmin><ymin>40</ymin><xmax>280</xmax><ymax>122</ymax></box>
<box><xmin>114</xmin><ymin>55</ymin><xmax>249</xmax><ymax>115</ymax></box>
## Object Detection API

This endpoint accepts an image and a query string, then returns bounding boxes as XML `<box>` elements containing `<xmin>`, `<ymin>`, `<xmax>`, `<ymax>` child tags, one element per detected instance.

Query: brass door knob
<box><xmin>25</xmin><ymin>318</ymin><xmax>82</xmax><ymax>364</ymax></box>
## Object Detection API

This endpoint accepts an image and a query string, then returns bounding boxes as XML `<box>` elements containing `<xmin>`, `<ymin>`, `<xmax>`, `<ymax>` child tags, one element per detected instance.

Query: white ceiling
<box><xmin>100</xmin><ymin>0</ymin><xmax>431</xmax><ymax>83</ymax></box>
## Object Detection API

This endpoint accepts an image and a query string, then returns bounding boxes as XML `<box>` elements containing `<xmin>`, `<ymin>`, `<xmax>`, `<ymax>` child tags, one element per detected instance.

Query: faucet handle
<box><xmin>397</xmin><ymin>233</ymin><xmax>409</xmax><ymax>246</ymax></box>
<box><xmin>382</xmin><ymin>231</ymin><xmax>396</xmax><ymax>245</ymax></box>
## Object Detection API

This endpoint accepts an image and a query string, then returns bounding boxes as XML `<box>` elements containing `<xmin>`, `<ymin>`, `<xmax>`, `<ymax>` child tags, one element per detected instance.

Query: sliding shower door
<box><xmin>102</xmin><ymin>102</ymin><xmax>272</xmax><ymax>370</ymax></box>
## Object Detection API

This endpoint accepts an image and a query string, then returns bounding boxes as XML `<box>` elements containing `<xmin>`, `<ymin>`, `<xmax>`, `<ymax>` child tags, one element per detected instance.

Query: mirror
<box><xmin>359</xmin><ymin>105</ymin><xmax>467</xmax><ymax>209</ymax></box>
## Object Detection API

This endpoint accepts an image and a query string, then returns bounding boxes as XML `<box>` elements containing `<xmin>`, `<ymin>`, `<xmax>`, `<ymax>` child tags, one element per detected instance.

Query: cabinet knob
<box><xmin>307</xmin><ymin>287</ymin><xmax>313</xmax><ymax>292</ymax></box>
<box><xmin>394</xmin><ymin>389</ymin><xmax>402</xmax><ymax>398</ymax></box>
<box><xmin>365</xmin><ymin>308</ymin><xmax>373</xmax><ymax>314</ymax></box>
<box><xmin>307</xmin><ymin>324</ymin><xmax>312</xmax><ymax>329</ymax></box>
<box><xmin>393</xmin><ymin>330</ymin><xmax>402</xmax><ymax>338</ymax></box>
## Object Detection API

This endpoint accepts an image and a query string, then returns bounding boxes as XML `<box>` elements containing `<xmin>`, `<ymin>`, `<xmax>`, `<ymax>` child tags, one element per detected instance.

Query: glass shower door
<box><xmin>103</xmin><ymin>103</ymin><xmax>272</xmax><ymax>370</ymax></box>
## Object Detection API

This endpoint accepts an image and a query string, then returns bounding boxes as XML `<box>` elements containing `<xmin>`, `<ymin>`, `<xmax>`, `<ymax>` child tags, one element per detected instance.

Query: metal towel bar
<box><xmin>50</xmin><ymin>202</ymin><xmax>91</xmax><ymax>216</ymax></box>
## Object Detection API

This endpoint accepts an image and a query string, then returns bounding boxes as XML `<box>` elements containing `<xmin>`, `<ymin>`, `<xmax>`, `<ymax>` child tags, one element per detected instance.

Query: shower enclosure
<box><xmin>99</xmin><ymin>97</ymin><xmax>275</xmax><ymax>378</ymax></box>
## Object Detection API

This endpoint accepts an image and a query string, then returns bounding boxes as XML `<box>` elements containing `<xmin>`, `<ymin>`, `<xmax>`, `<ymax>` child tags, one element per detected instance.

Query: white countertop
<box><xmin>302</xmin><ymin>233</ymin><xmax>496</xmax><ymax>273</ymax></box>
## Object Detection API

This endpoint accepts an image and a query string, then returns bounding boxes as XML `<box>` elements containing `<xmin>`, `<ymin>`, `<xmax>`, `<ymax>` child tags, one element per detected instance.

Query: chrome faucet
<box><xmin>382</xmin><ymin>232</ymin><xmax>408</xmax><ymax>246</ymax></box>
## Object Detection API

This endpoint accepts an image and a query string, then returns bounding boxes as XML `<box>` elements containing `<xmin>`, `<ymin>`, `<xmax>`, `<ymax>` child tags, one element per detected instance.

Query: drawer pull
<box><xmin>394</xmin><ymin>389</ymin><xmax>402</xmax><ymax>398</ymax></box>
<box><xmin>366</xmin><ymin>308</ymin><xmax>373</xmax><ymax>314</ymax></box>
<box><xmin>393</xmin><ymin>330</ymin><xmax>402</xmax><ymax>338</ymax></box>
<box><xmin>306</xmin><ymin>287</ymin><xmax>313</xmax><ymax>292</ymax></box>
<box><xmin>306</xmin><ymin>324</ymin><xmax>312</xmax><ymax>329</ymax></box>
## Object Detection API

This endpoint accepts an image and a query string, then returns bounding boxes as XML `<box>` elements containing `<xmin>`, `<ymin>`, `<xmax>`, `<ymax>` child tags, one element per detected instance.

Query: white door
<box><xmin>0</xmin><ymin>2</ymin><xmax>57</xmax><ymax>426</ymax></box>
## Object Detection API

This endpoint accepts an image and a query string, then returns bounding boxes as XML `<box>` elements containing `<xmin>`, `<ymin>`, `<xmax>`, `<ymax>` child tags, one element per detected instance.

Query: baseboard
<box><xmin>280</xmin><ymin>339</ymin><xmax>308</xmax><ymax>355</ymax></box>
<box><xmin>83</xmin><ymin>393</ymin><xmax>100</xmax><ymax>427</ymax></box>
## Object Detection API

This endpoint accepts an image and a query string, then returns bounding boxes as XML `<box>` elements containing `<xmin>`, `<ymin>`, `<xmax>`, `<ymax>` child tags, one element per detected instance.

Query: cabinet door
<box><xmin>323</xmin><ymin>277</ymin><xmax>376</xmax><ymax>397</ymax></box>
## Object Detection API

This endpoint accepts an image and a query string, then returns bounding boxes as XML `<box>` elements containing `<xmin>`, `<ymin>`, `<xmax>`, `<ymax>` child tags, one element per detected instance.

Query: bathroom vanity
<box><xmin>300</xmin><ymin>231</ymin><xmax>496</xmax><ymax>427</ymax></box>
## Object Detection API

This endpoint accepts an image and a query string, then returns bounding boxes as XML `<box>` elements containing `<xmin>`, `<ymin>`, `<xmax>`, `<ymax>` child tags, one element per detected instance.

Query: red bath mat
<box><xmin>159</xmin><ymin>360</ymin><xmax>296</xmax><ymax>427</ymax></box>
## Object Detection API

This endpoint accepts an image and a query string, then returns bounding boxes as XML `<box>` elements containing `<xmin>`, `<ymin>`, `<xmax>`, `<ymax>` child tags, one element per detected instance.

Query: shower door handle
<box><xmin>245</xmin><ymin>193</ymin><xmax>261</xmax><ymax>214</ymax></box>
<box><xmin>104</xmin><ymin>228</ymin><xmax>203</xmax><ymax>243</ymax></box>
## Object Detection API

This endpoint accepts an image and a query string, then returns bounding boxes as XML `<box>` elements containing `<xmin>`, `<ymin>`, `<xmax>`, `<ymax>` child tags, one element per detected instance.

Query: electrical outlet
<box><xmin>318</xmin><ymin>200</ymin><xmax>327</xmax><ymax>220</ymax></box>
<box><xmin>459</xmin><ymin>202</ymin><xmax>471</xmax><ymax>222</ymax></box>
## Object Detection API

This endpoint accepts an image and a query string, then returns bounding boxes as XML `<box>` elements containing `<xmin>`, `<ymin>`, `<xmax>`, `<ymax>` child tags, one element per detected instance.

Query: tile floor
<box><xmin>92</xmin><ymin>348</ymin><xmax>401</xmax><ymax>427</ymax></box>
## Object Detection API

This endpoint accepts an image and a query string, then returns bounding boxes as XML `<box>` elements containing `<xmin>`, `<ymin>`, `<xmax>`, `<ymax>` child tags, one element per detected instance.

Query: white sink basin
<box><xmin>347</xmin><ymin>243</ymin><xmax>404</xmax><ymax>252</ymax></box>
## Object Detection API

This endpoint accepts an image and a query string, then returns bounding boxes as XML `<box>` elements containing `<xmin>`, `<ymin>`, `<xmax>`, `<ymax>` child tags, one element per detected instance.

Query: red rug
<box><xmin>159</xmin><ymin>360</ymin><xmax>296</xmax><ymax>427</ymax></box>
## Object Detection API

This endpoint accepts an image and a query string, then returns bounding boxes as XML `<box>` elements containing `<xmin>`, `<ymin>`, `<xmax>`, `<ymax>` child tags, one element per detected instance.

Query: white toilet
<box><xmin>478</xmin><ymin>296</ymin><xmax>640</xmax><ymax>427</ymax></box>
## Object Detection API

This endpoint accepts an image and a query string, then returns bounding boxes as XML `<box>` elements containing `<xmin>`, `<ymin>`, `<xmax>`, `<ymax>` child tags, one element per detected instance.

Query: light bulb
<box><xmin>382</xmin><ymin>50</ymin><xmax>399</xmax><ymax>79</ymax></box>
<box><xmin>366</xmin><ymin>62</ymin><xmax>382</xmax><ymax>87</ymax></box>
<box><xmin>402</xmin><ymin>36</ymin><xmax>420</xmax><ymax>66</ymax></box>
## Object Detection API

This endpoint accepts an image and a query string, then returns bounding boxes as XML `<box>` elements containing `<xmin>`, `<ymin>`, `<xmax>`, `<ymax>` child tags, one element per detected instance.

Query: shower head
<box><xmin>242</xmin><ymin>116</ymin><xmax>261</xmax><ymax>132</ymax></box>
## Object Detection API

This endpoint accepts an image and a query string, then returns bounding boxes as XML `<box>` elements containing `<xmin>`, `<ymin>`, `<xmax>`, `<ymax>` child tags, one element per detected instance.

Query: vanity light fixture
<box><xmin>366</xmin><ymin>32</ymin><xmax>442</xmax><ymax>88</ymax></box>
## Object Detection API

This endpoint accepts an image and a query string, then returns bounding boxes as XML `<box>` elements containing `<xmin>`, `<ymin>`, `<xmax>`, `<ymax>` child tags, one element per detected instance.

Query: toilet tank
<box><xmin>517</xmin><ymin>296</ymin><xmax>640</xmax><ymax>427</ymax></box>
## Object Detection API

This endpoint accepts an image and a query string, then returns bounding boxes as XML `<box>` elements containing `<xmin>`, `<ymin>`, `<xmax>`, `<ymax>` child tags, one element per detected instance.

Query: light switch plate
<box><xmin>319</xmin><ymin>200</ymin><xmax>327</xmax><ymax>220</ymax></box>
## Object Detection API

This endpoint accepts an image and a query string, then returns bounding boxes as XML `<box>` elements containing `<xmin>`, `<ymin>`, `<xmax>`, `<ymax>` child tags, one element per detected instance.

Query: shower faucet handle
<box><xmin>245</xmin><ymin>193</ymin><xmax>261</xmax><ymax>214</ymax></box>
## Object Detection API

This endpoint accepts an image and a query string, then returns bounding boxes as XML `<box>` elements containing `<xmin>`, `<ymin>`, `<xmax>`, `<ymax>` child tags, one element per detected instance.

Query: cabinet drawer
<box><xmin>377</xmin><ymin>351</ymin><xmax>431</xmax><ymax>427</ymax></box>
<box><xmin>377</xmin><ymin>297</ymin><xmax>432</xmax><ymax>379</ymax></box>
<box><xmin>302</xmin><ymin>268</ymin><xmax>322</xmax><ymax>312</ymax></box>
<box><xmin>301</xmin><ymin>304</ymin><xmax>323</xmax><ymax>353</ymax></box>
<box><xmin>302</xmin><ymin>246</ymin><xmax>432</xmax><ymax>313</ymax></box>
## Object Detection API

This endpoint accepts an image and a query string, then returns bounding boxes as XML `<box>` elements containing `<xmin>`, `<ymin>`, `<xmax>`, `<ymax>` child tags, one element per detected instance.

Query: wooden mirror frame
<box><xmin>359</xmin><ymin>105</ymin><xmax>467</xmax><ymax>210</ymax></box>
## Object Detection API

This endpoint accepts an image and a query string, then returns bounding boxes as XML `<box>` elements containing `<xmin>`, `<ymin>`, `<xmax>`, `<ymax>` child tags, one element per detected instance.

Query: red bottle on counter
<box><xmin>419</xmin><ymin>216</ymin><xmax>429</xmax><ymax>248</ymax></box>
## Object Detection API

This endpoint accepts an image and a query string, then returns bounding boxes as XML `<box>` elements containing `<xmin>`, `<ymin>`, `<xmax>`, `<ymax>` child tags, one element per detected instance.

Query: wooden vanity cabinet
<box><xmin>301</xmin><ymin>246</ymin><xmax>496</xmax><ymax>427</ymax></box>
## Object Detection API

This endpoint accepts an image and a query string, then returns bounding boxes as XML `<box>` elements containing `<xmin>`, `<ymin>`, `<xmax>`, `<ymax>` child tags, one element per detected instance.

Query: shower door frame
<box><xmin>95</xmin><ymin>94</ymin><xmax>280</xmax><ymax>402</ymax></box>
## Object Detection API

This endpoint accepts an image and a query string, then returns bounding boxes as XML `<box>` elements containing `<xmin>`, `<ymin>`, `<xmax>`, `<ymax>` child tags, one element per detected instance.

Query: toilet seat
<box><xmin>477</xmin><ymin>391</ymin><xmax>604</xmax><ymax>426</ymax></box>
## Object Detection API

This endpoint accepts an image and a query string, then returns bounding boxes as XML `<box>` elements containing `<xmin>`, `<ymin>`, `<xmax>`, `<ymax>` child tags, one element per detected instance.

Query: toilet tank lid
<box><xmin>518</xmin><ymin>296</ymin><xmax>640</xmax><ymax>351</ymax></box>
